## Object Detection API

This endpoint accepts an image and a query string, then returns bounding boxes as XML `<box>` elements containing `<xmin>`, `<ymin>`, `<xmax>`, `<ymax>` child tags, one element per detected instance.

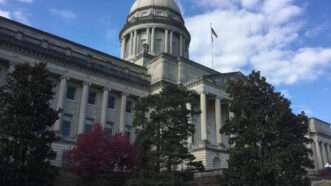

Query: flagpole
<box><xmin>210</xmin><ymin>23</ymin><xmax>214</xmax><ymax>68</ymax></box>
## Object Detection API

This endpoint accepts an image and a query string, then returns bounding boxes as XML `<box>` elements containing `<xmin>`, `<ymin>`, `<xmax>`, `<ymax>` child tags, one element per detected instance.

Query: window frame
<box><xmin>61</xmin><ymin>113</ymin><xmax>73</xmax><ymax>137</ymax></box>
<box><xmin>66</xmin><ymin>86</ymin><xmax>76</xmax><ymax>100</ymax></box>
<box><xmin>88</xmin><ymin>90</ymin><xmax>97</xmax><ymax>105</ymax></box>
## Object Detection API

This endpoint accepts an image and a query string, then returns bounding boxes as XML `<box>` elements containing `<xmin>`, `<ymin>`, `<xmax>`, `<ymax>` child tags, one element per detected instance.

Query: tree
<box><xmin>131</xmin><ymin>84</ymin><xmax>203</xmax><ymax>185</ymax></box>
<box><xmin>220</xmin><ymin>71</ymin><xmax>313</xmax><ymax>186</ymax></box>
<box><xmin>0</xmin><ymin>63</ymin><xmax>59</xmax><ymax>186</ymax></box>
<box><xmin>65</xmin><ymin>124</ymin><xmax>135</xmax><ymax>185</ymax></box>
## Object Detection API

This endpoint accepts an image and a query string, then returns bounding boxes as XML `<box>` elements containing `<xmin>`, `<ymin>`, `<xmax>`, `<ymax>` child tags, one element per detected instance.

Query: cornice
<box><xmin>0</xmin><ymin>31</ymin><xmax>151</xmax><ymax>88</ymax></box>
<box><xmin>119</xmin><ymin>15</ymin><xmax>191</xmax><ymax>40</ymax></box>
<box><xmin>128</xmin><ymin>5</ymin><xmax>184</xmax><ymax>23</ymax></box>
<box><xmin>0</xmin><ymin>17</ymin><xmax>147</xmax><ymax>72</ymax></box>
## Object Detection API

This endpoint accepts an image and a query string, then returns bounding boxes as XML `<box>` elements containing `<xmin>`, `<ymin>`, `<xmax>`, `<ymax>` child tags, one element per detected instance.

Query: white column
<box><xmin>186</xmin><ymin>103</ymin><xmax>193</xmax><ymax>146</ymax></box>
<box><xmin>77</xmin><ymin>82</ymin><xmax>89</xmax><ymax>134</ymax></box>
<box><xmin>119</xmin><ymin>93</ymin><xmax>127</xmax><ymax>133</ymax></box>
<box><xmin>100</xmin><ymin>88</ymin><xmax>110</xmax><ymax>128</ymax></box>
<box><xmin>323</xmin><ymin>143</ymin><xmax>329</xmax><ymax>164</ymax></box>
<box><xmin>129</xmin><ymin>32</ymin><xmax>133</xmax><ymax>57</ymax></box>
<box><xmin>151</xmin><ymin>27</ymin><xmax>155</xmax><ymax>54</ymax></box>
<box><xmin>328</xmin><ymin>145</ymin><xmax>331</xmax><ymax>161</ymax></box>
<box><xmin>179</xmin><ymin>35</ymin><xmax>184</xmax><ymax>57</ymax></box>
<box><xmin>8</xmin><ymin>64</ymin><xmax>15</xmax><ymax>73</ymax></box>
<box><xmin>200</xmin><ymin>92</ymin><xmax>207</xmax><ymax>143</ymax></box>
<box><xmin>215</xmin><ymin>97</ymin><xmax>222</xmax><ymax>145</ymax></box>
<box><xmin>54</xmin><ymin>77</ymin><xmax>67</xmax><ymax>131</ymax></box>
<box><xmin>169</xmin><ymin>31</ymin><xmax>173</xmax><ymax>55</ymax></box>
<box><xmin>315</xmin><ymin>140</ymin><xmax>323</xmax><ymax>169</ymax></box>
<box><xmin>120</xmin><ymin>38</ymin><xmax>125</xmax><ymax>59</ymax></box>
<box><xmin>321</xmin><ymin>142</ymin><xmax>327</xmax><ymax>166</ymax></box>
<box><xmin>146</xmin><ymin>28</ymin><xmax>151</xmax><ymax>52</ymax></box>
<box><xmin>133</xmin><ymin>30</ymin><xmax>137</xmax><ymax>57</ymax></box>
<box><xmin>165</xmin><ymin>29</ymin><xmax>169</xmax><ymax>53</ymax></box>
<box><xmin>326</xmin><ymin>144</ymin><xmax>330</xmax><ymax>162</ymax></box>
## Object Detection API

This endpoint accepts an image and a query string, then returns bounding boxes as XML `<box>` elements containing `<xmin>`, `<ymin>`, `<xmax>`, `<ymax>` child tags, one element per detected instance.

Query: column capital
<box><xmin>215</xmin><ymin>95</ymin><xmax>224</xmax><ymax>100</ymax></box>
<box><xmin>83</xmin><ymin>81</ymin><xmax>92</xmax><ymax>86</ymax></box>
<box><xmin>60</xmin><ymin>75</ymin><xmax>70</xmax><ymax>81</ymax></box>
<box><xmin>103</xmin><ymin>87</ymin><xmax>112</xmax><ymax>92</ymax></box>
<box><xmin>121</xmin><ymin>92</ymin><xmax>129</xmax><ymax>97</ymax></box>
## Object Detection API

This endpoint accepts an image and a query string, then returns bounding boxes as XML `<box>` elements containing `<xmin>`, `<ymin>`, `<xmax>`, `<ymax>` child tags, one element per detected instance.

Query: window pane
<box><xmin>66</xmin><ymin>86</ymin><xmax>76</xmax><ymax>100</ymax></box>
<box><xmin>105</xmin><ymin>122</ymin><xmax>114</xmax><ymax>136</ymax></box>
<box><xmin>61</xmin><ymin>114</ymin><xmax>73</xmax><ymax>137</ymax></box>
<box><xmin>88</xmin><ymin>91</ymin><xmax>97</xmax><ymax>105</ymax></box>
<box><xmin>108</xmin><ymin>96</ymin><xmax>115</xmax><ymax>109</ymax></box>
<box><xmin>125</xmin><ymin>124</ymin><xmax>131</xmax><ymax>141</ymax></box>
<box><xmin>126</xmin><ymin>101</ymin><xmax>132</xmax><ymax>113</ymax></box>
<box><xmin>84</xmin><ymin>118</ymin><xmax>94</xmax><ymax>133</ymax></box>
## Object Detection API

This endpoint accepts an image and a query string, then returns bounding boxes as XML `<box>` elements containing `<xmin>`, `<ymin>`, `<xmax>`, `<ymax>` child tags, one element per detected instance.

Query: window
<box><xmin>88</xmin><ymin>91</ymin><xmax>97</xmax><ymax>105</ymax></box>
<box><xmin>138</xmin><ymin>38</ymin><xmax>147</xmax><ymax>53</ymax></box>
<box><xmin>125</xmin><ymin>124</ymin><xmax>132</xmax><ymax>141</ymax></box>
<box><xmin>84</xmin><ymin>118</ymin><xmax>94</xmax><ymax>133</ymax></box>
<box><xmin>105</xmin><ymin>121</ymin><xmax>114</xmax><ymax>136</ymax></box>
<box><xmin>108</xmin><ymin>95</ymin><xmax>116</xmax><ymax>109</ymax></box>
<box><xmin>126</xmin><ymin>101</ymin><xmax>133</xmax><ymax>113</ymax></box>
<box><xmin>155</xmin><ymin>39</ymin><xmax>163</xmax><ymax>54</ymax></box>
<box><xmin>61</xmin><ymin>114</ymin><xmax>73</xmax><ymax>137</ymax></box>
<box><xmin>66</xmin><ymin>86</ymin><xmax>76</xmax><ymax>100</ymax></box>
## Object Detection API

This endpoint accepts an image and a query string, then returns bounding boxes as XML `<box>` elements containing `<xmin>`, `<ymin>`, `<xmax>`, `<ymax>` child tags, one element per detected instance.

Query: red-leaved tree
<box><xmin>109</xmin><ymin>133</ymin><xmax>136</xmax><ymax>172</ymax></box>
<box><xmin>65</xmin><ymin>124</ymin><xmax>136</xmax><ymax>182</ymax></box>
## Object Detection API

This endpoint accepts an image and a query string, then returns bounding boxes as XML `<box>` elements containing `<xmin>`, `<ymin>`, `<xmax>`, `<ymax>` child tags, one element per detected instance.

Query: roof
<box><xmin>130</xmin><ymin>0</ymin><xmax>181</xmax><ymax>14</ymax></box>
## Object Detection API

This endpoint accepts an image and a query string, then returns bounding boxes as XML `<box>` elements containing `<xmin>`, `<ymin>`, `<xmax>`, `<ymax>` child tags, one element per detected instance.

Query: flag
<box><xmin>211</xmin><ymin>27</ymin><xmax>218</xmax><ymax>39</ymax></box>
<box><xmin>211</xmin><ymin>26</ymin><xmax>218</xmax><ymax>43</ymax></box>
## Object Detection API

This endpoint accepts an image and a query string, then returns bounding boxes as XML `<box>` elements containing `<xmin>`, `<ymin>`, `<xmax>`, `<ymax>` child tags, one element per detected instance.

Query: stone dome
<box><xmin>130</xmin><ymin>0</ymin><xmax>181</xmax><ymax>14</ymax></box>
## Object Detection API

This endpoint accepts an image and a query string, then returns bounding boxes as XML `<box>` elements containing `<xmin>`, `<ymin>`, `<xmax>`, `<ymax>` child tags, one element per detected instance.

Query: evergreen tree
<box><xmin>0</xmin><ymin>63</ymin><xmax>59</xmax><ymax>186</ymax></box>
<box><xmin>220</xmin><ymin>71</ymin><xmax>313</xmax><ymax>186</ymax></box>
<box><xmin>130</xmin><ymin>84</ymin><xmax>203</xmax><ymax>185</ymax></box>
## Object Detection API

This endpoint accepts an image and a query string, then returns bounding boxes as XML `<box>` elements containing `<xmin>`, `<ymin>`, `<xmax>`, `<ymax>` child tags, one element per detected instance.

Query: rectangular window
<box><xmin>155</xmin><ymin>39</ymin><xmax>162</xmax><ymax>54</ymax></box>
<box><xmin>105</xmin><ymin>121</ymin><xmax>114</xmax><ymax>136</ymax></box>
<box><xmin>125</xmin><ymin>125</ymin><xmax>131</xmax><ymax>141</ymax></box>
<box><xmin>88</xmin><ymin>91</ymin><xmax>97</xmax><ymax>105</ymax></box>
<box><xmin>84</xmin><ymin>118</ymin><xmax>94</xmax><ymax>133</ymax></box>
<box><xmin>66</xmin><ymin>86</ymin><xmax>76</xmax><ymax>100</ymax></box>
<box><xmin>61</xmin><ymin>114</ymin><xmax>73</xmax><ymax>137</ymax></box>
<box><xmin>126</xmin><ymin>101</ymin><xmax>133</xmax><ymax>113</ymax></box>
<box><xmin>108</xmin><ymin>95</ymin><xmax>116</xmax><ymax>109</ymax></box>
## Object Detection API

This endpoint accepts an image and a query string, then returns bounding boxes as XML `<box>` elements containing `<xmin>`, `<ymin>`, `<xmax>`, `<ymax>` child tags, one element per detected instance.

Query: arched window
<box><xmin>213</xmin><ymin>157</ymin><xmax>221</xmax><ymax>169</ymax></box>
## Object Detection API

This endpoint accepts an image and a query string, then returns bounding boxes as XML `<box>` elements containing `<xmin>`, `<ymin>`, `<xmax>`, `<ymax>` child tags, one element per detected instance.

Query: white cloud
<box><xmin>49</xmin><ymin>9</ymin><xmax>77</xmax><ymax>20</ymax></box>
<box><xmin>13</xmin><ymin>10</ymin><xmax>30</xmax><ymax>24</ymax></box>
<box><xmin>0</xmin><ymin>10</ymin><xmax>10</xmax><ymax>18</ymax></box>
<box><xmin>186</xmin><ymin>0</ymin><xmax>331</xmax><ymax>85</ymax></box>
<box><xmin>17</xmin><ymin>0</ymin><xmax>34</xmax><ymax>3</ymax></box>
<box><xmin>0</xmin><ymin>9</ymin><xmax>30</xmax><ymax>25</ymax></box>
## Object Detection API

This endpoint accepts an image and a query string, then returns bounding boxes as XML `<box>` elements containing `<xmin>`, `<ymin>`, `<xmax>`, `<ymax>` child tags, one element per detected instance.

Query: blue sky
<box><xmin>0</xmin><ymin>0</ymin><xmax>330</xmax><ymax>122</ymax></box>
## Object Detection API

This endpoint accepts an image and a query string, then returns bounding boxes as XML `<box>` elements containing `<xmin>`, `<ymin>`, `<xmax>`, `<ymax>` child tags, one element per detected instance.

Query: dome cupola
<box><xmin>120</xmin><ymin>0</ymin><xmax>190</xmax><ymax>62</ymax></box>
<box><xmin>130</xmin><ymin>0</ymin><xmax>181</xmax><ymax>15</ymax></box>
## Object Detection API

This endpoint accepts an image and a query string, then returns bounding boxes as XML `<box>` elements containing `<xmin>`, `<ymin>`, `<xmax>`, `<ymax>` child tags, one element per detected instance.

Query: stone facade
<box><xmin>309</xmin><ymin>118</ymin><xmax>331</xmax><ymax>170</ymax></box>
<box><xmin>0</xmin><ymin>0</ymin><xmax>329</xmax><ymax>171</ymax></box>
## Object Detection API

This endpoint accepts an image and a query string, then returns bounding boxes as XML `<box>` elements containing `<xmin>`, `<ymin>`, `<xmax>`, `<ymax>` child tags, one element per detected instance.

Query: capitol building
<box><xmin>0</xmin><ymin>0</ymin><xmax>330</xmax><ymax>171</ymax></box>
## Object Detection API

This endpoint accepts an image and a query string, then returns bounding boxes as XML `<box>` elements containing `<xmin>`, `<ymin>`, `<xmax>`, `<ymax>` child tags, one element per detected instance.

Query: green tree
<box><xmin>220</xmin><ymin>71</ymin><xmax>313</xmax><ymax>186</ymax></box>
<box><xmin>130</xmin><ymin>84</ymin><xmax>203</xmax><ymax>185</ymax></box>
<box><xmin>0</xmin><ymin>63</ymin><xmax>59</xmax><ymax>186</ymax></box>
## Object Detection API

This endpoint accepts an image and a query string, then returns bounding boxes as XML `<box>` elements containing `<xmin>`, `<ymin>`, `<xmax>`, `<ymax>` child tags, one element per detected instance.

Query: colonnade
<box><xmin>53</xmin><ymin>76</ymin><xmax>130</xmax><ymax>136</ymax></box>
<box><xmin>200</xmin><ymin>92</ymin><xmax>225</xmax><ymax>145</ymax></box>
<box><xmin>314</xmin><ymin>139</ymin><xmax>331</xmax><ymax>169</ymax></box>
<box><xmin>121</xmin><ymin>27</ymin><xmax>187</xmax><ymax>59</ymax></box>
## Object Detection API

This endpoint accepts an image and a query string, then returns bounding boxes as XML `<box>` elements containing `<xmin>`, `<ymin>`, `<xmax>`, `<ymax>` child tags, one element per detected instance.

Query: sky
<box><xmin>0</xmin><ymin>0</ymin><xmax>330</xmax><ymax>123</ymax></box>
